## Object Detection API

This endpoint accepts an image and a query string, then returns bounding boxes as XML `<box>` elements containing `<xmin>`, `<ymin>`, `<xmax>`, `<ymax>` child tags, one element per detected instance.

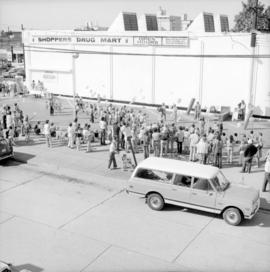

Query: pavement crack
<box><xmin>172</xmin><ymin>216</ymin><xmax>215</xmax><ymax>263</ymax></box>
<box><xmin>0</xmin><ymin>174</ymin><xmax>45</xmax><ymax>194</ymax></box>
<box><xmin>79</xmin><ymin>245</ymin><xmax>112</xmax><ymax>272</ymax></box>
<box><xmin>57</xmin><ymin>189</ymin><xmax>124</xmax><ymax>230</ymax></box>
<box><xmin>0</xmin><ymin>215</ymin><xmax>16</xmax><ymax>225</ymax></box>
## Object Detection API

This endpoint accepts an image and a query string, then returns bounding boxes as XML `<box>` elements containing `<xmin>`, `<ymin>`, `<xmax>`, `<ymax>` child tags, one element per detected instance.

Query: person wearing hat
<box><xmin>241</xmin><ymin>139</ymin><xmax>257</xmax><ymax>173</ymax></box>
<box><xmin>262</xmin><ymin>149</ymin><xmax>270</xmax><ymax>192</ymax></box>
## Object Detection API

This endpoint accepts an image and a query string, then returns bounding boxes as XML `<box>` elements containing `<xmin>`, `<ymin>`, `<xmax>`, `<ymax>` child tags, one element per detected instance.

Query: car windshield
<box><xmin>211</xmin><ymin>171</ymin><xmax>230</xmax><ymax>191</ymax></box>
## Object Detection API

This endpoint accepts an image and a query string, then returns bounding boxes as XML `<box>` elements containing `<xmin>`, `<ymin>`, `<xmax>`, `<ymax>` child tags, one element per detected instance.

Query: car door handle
<box><xmin>129</xmin><ymin>185</ymin><xmax>134</xmax><ymax>188</ymax></box>
<box><xmin>192</xmin><ymin>192</ymin><xmax>197</xmax><ymax>195</ymax></box>
<box><xmin>172</xmin><ymin>188</ymin><xmax>177</xmax><ymax>191</ymax></box>
<box><xmin>208</xmin><ymin>192</ymin><xmax>213</xmax><ymax>196</ymax></box>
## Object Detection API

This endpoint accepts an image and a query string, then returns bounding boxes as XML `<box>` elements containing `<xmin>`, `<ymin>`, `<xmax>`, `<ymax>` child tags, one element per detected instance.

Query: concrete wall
<box><xmin>23</xmin><ymin>30</ymin><xmax>270</xmax><ymax>115</ymax></box>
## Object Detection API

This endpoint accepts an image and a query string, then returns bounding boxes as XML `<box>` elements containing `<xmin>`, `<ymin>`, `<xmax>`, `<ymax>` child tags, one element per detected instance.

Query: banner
<box><xmin>30</xmin><ymin>35</ymin><xmax>189</xmax><ymax>47</ymax></box>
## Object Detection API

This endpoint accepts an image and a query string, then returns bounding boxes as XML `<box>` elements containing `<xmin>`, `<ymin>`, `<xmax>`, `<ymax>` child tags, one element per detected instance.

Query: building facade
<box><xmin>22</xmin><ymin>12</ymin><xmax>270</xmax><ymax>115</ymax></box>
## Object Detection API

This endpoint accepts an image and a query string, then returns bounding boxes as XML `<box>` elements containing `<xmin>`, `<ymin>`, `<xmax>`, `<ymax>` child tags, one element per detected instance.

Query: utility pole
<box><xmin>247</xmin><ymin>0</ymin><xmax>259</xmax><ymax>128</ymax></box>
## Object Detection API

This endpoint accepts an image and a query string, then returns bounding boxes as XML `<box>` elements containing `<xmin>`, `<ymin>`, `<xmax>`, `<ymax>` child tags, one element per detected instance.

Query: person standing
<box><xmin>168</xmin><ymin>123</ymin><xmax>176</xmax><ymax>156</ymax></box>
<box><xmin>189</xmin><ymin>130</ymin><xmax>199</xmax><ymax>161</ymax></box>
<box><xmin>152</xmin><ymin>128</ymin><xmax>160</xmax><ymax>157</ymax></box>
<box><xmin>255</xmin><ymin>132</ymin><xmax>263</xmax><ymax>168</ymax></box>
<box><xmin>196</xmin><ymin>135</ymin><xmax>209</xmax><ymax>164</ymax></box>
<box><xmin>108</xmin><ymin>138</ymin><xmax>117</xmax><ymax>169</ymax></box>
<box><xmin>241</xmin><ymin>139</ymin><xmax>257</xmax><ymax>173</ymax></box>
<box><xmin>99</xmin><ymin>117</ymin><xmax>107</xmax><ymax>145</ymax></box>
<box><xmin>160</xmin><ymin>125</ymin><xmax>169</xmax><ymax>157</ymax></box>
<box><xmin>160</xmin><ymin>103</ymin><xmax>166</xmax><ymax>122</ymax></box>
<box><xmin>142</xmin><ymin>131</ymin><xmax>150</xmax><ymax>159</ymax></box>
<box><xmin>85</xmin><ymin>124</ymin><xmax>92</xmax><ymax>152</ymax></box>
<box><xmin>67</xmin><ymin>123</ymin><xmax>74</xmax><ymax>148</ymax></box>
<box><xmin>240</xmin><ymin>100</ymin><xmax>246</xmax><ymax>121</ymax></box>
<box><xmin>262</xmin><ymin>149</ymin><xmax>270</xmax><ymax>192</ymax></box>
<box><xmin>172</xmin><ymin>104</ymin><xmax>177</xmax><ymax>124</ymax></box>
<box><xmin>226</xmin><ymin>135</ymin><xmax>234</xmax><ymax>164</ymax></box>
<box><xmin>212</xmin><ymin>134</ymin><xmax>223</xmax><ymax>168</ymax></box>
<box><xmin>238</xmin><ymin>139</ymin><xmax>247</xmax><ymax>166</ymax></box>
<box><xmin>176</xmin><ymin>126</ymin><xmax>184</xmax><ymax>155</ymax></box>
<box><xmin>194</xmin><ymin>101</ymin><xmax>201</xmax><ymax>120</ymax></box>
<box><xmin>112</xmin><ymin>121</ymin><xmax>120</xmax><ymax>151</ymax></box>
<box><xmin>44</xmin><ymin>120</ymin><xmax>52</xmax><ymax>147</ymax></box>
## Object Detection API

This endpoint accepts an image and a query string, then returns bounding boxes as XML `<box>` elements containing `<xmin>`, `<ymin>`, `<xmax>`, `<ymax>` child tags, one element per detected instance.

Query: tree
<box><xmin>233</xmin><ymin>0</ymin><xmax>270</xmax><ymax>32</ymax></box>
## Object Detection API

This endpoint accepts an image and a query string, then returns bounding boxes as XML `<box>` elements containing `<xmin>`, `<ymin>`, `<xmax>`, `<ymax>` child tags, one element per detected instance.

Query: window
<box><xmin>220</xmin><ymin>16</ymin><xmax>229</xmax><ymax>32</ymax></box>
<box><xmin>203</xmin><ymin>13</ymin><xmax>215</xmax><ymax>32</ymax></box>
<box><xmin>211</xmin><ymin>172</ymin><xmax>230</xmax><ymax>191</ymax></box>
<box><xmin>173</xmin><ymin>174</ymin><xmax>192</xmax><ymax>188</ymax></box>
<box><xmin>135</xmin><ymin>168</ymin><xmax>173</xmax><ymax>183</ymax></box>
<box><xmin>145</xmin><ymin>15</ymin><xmax>158</xmax><ymax>31</ymax></box>
<box><xmin>123</xmin><ymin>13</ymin><xmax>138</xmax><ymax>31</ymax></box>
<box><xmin>193</xmin><ymin>178</ymin><xmax>213</xmax><ymax>191</ymax></box>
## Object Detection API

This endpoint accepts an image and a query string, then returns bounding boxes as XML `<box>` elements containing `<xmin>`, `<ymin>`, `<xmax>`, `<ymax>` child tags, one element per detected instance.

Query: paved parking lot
<box><xmin>1</xmin><ymin>160</ymin><xmax>270</xmax><ymax>271</ymax></box>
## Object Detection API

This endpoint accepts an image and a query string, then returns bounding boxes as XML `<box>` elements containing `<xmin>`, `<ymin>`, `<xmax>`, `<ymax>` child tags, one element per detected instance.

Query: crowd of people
<box><xmin>0</xmin><ymin>98</ymin><xmax>269</xmax><ymax>191</ymax></box>
<box><xmin>52</xmin><ymin>100</ymin><xmax>265</xmax><ymax>175</ymax></box>
<box><xmin>0</xmin><ymin>102</ymin><xmax>32</xmax><ymax>145</ymax></box>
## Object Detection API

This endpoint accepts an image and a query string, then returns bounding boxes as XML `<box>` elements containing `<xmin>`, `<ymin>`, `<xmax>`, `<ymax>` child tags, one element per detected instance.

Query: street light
<box><xmin>72</xmin><ymin>52</ymin><xmax>79</xmax><ymax>118</ymax></box>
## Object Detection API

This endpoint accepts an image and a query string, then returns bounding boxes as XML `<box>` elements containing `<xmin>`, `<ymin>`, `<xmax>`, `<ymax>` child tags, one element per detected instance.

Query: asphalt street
<box><xmin>1</xmin><ymin>160</ymin><xmax>270</xmax><ymax>272</ymax></box>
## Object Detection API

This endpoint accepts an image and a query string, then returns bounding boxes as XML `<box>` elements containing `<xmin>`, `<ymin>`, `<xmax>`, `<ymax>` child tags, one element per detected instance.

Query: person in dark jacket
<box><xmin>241</xmin><ymin>139</ymin><xmax>257</xmax><ymax>173</ymax></box>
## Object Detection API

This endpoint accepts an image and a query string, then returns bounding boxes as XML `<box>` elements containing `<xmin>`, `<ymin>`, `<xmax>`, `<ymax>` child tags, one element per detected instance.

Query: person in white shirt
<box><xmin>99</xmin><ymin>117</ymin><xmax>107</xmax><ymax>145</ymax></box>
<box><xmin>196</xmin><ymin>135</ymin><xmax>209</xmax><ymax>164</ymax></box>
<box><xmin>262</xmin><ymin>149</ymin><xmax>270</xmax><ymax>192</ymax></box>
<box><xmin>84</xmin><ymin>124</ymin><xmax>92</xmax><ymax>152</ymax></box>
<box><xmin>67</xmin><ymin>123</ymin><xmax>74</xmax><ymax>148</ymax></box>
<box><xmin>189</xmin><ymin>131</ymin><xmax>199</xmax><ymax>161</ymax></box>
<box><xmin>43</xmin><ymin>120</ymin><xmax>52</xmax><ymax>147</ymax></box>
<box><xmin>121</xmin><ymin>123</ymin><xmax>132</xmax><ymax>152</ymax></box>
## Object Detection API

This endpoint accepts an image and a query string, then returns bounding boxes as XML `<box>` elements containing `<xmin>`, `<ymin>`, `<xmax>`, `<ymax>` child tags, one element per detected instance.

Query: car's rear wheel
<box><xmin>223</xmin><ymin>207</ymin><xmax>242</xmax><ymax>226</ymax></box>
<box><xmin>147</xmin><ymin>193</ymin><xmax>164</xmax><ymax>211</ymax></box>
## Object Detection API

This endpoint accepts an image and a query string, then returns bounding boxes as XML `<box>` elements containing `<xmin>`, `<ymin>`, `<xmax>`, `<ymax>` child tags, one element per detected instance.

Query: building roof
<box><xmin>136</xmin><ymin>157</ymin><xmax>219</xmax><ymax>179</ymax></box>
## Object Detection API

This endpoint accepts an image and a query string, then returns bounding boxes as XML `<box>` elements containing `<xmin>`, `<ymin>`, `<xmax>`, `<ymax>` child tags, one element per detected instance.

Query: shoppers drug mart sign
<box><xmin>31</xmin><ymin>35</ymin><xmax>189</xmax><ymax>47</ymax></box>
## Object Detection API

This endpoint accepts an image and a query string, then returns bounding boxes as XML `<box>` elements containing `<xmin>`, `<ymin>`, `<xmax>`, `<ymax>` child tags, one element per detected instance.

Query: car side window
<box><xmin>173</xmin><ymin>174</ymin><xmax>192</xmax><ymax>188</ymax></box>
<box><xmin>193</xmin><ymin>178</ymin><xmax>213</xmax><ymax>191</ymax></box>
<box><xmin>135</xmin><ymin>168</ymin><xmax>173</xmax><ymax>184</ymax></box>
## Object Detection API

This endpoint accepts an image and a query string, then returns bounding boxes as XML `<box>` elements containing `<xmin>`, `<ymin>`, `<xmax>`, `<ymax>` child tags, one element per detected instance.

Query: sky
<box><xmin>0</xmin><ymin>0</ymin><xmax>270</xmax><ymax>31</ymax></box>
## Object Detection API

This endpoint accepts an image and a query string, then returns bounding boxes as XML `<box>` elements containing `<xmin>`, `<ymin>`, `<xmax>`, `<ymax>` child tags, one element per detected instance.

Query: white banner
<box><xmin>31</xmin><ymin>35</ymin><xmax>189</xmax><ymax>47</ymax></box>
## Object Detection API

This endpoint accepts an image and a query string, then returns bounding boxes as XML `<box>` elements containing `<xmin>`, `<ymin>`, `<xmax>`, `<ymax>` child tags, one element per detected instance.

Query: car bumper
<box><xmin>245</xmin><ymin>200</ymin><xmax>260</xmax><ymax>220</ymax></box>
<box><xmin>0</xmin><ymin>153</ymin><xmax>14</xmax><ymax>161</ymax></box>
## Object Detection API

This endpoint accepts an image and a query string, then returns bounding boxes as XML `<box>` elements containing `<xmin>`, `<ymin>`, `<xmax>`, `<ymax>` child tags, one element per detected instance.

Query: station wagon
<box><xmin>127</xmin><ymin>157</ymin><xmax>260</xmax><ymax>225</ymax></box>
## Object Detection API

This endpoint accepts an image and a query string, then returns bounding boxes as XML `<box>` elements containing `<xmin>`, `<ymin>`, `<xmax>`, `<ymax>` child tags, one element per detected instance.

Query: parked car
<box><xmin>0</xmin><ymin>261</ymin><xmax>11</xmax><ymax>272</ymax></box>
<box><xmin>3</xmin><ymin>67</ymin><xmax>25</xmax><ymax>79</ymax></box>
<box><xmin>127</xmin><ymin>157</ymin><xmax>260</xmax><ymax>226</ymax></box>
<box><xmin>0</xmin><ymin>138</ymin><xmax>14</xmax><ymax>161</ymax></box>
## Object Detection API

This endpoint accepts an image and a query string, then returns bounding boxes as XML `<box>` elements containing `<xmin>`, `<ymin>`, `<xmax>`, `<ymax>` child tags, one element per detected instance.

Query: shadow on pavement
<box><xmin>163</xmin><ymin>204</ymin><xmax>270</xmax><ymax>227</ymax></box>
<box><xmin>12</xmin><ymin>263</ymin><xmax>43</xmax><ymax>272</ymax></box>
<box><xmin>13</xmin><ymin>152</ymin><xmax>36</xmax><ymax>164</ymax></box>
<box><xmin>260</xmin><ymin>197</ymin><xmax>270</xmax><ymax>210</ymax></box>
<box><xmin>163</xmin><ymin>204</ymin><xmax>217</xmax><ymax>218</ymax></box>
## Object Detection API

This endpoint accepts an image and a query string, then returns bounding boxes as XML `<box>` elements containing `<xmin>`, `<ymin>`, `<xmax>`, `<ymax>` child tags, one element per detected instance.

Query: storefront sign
<box><xmin>162</xmin><ymin>37</ymin><xmax>189</xmax><ymax>47</ymax></box>
<box><xmin>31</xmin><ymin>35</ymin><xmax>189</xmax><ymax>47</ymax></box>
<box><xmin>133</xmin><ymin>36</ymin><xmax>162</xmax><ymax>46</ymax></box>
<box><xmin>43</xmin><ymin>71</ymin><xmax>58</xmax><ymax>82</ymax></box>
<box><xmin>76</xmin><ymin>36</ymin><xmax>133</xmax><ymax>45</ymax></box>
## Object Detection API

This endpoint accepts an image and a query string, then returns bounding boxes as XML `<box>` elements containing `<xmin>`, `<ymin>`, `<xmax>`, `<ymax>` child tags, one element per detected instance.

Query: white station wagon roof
<box><xmin>136</xmin><ymin>157</ymin><xmax>219</xmax><ymax>179</ymax></box>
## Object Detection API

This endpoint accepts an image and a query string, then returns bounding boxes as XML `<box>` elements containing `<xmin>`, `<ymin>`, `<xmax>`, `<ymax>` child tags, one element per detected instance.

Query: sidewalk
<box><xmin>13</xmin><ymin>135</ymin><xmax>270</xmax><ymax>211</ymax></box>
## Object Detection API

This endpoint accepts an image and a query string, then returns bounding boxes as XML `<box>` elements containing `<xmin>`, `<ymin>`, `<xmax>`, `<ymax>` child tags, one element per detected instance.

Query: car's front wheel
<box><xmin>223</xmin><ymin>207</ymin><xmax>242</xmax><ymax>226</ymax></box>
<box><xmin>147</xmin><ymin>193</ymin><xmax>164</xmax><ymax>211</ymax></box>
